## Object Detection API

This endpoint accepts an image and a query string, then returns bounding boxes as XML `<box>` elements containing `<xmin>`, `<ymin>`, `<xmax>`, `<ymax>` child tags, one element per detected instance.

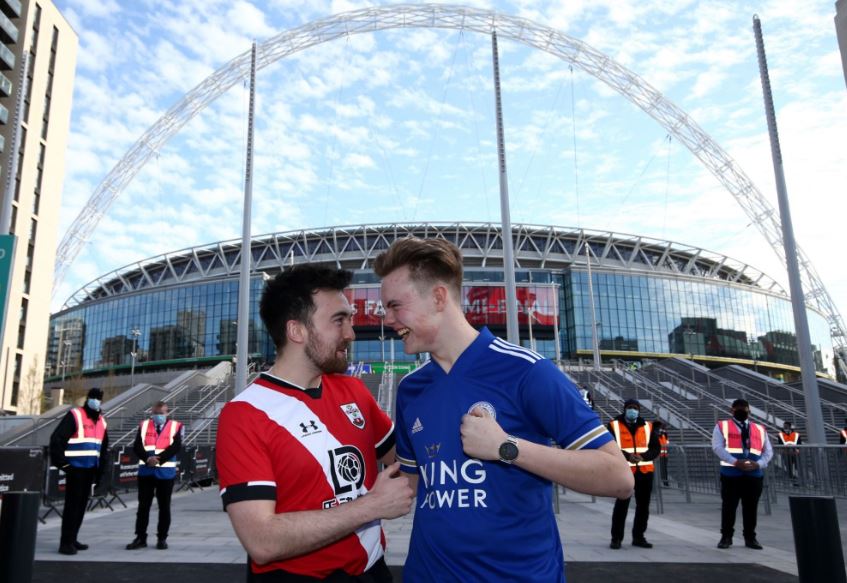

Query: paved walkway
<box><xmin>34</xmin><ymin>484</ymin><xmax>847</xmax><ymax>577</ymax></box>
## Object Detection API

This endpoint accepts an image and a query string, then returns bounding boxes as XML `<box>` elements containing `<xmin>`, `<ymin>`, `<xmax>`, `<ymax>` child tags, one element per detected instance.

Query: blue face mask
<box><xmin>625</xmin><ymin>408</ymin><xmax>639</xmax><ymax>422</ymax></box>
<box><xmin>87</xmin><ymin>398</ymin><xmax>101</xmax><ymax>411</ymax></box>
<box><xmin>152</xmin><ymin>414</ymin><xmax>167</xmax><ymax>426</ymax></box>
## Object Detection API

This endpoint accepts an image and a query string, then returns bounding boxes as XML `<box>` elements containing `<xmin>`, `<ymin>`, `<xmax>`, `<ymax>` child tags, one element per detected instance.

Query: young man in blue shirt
<box><xmin>374</xmin><ymin>237</ymin><xmax>633</xmax><ymax>582</ymax></box>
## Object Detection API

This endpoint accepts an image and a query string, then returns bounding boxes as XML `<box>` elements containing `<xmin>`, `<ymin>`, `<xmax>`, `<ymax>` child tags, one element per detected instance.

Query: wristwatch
<box><xmin>498</xmin><ymin>435</ymin><xmax>520</xmax><ymax>464</ymax></box>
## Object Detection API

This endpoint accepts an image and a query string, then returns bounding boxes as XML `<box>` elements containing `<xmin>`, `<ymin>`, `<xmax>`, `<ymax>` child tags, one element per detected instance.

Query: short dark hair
<box><xmin>652</xmin><ymin>420</ymin><xmax>664</xmax><ymax>429</ymax></box>
<box><xmin>373</xmin><ymin>237</ymin><xmax>463</xmax><ymax>299</ymax></box>
<box><xmin>153</xmin><ymin>401</ymin><xmax>168</xmax><ymax>410</ymax></box>
<box><xmin>731</xmin><ymin>398</ymin><xmax>749</xmax><ymax>409</ymax></box>
<box><xmin>259</xmin><ymin>265</ymin><xmax>352</xmax><ymax>353</ymax></box>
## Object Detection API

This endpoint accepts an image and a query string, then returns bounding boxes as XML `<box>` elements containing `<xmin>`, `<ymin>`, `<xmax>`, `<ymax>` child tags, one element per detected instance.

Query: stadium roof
<box><xmin>63</xmin><ymin>223</ymin><xmax>787</xmax><ymax>309</ymax></box>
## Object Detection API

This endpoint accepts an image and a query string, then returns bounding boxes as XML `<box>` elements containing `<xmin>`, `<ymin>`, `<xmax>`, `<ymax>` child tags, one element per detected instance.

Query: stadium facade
<box><xmin>46</xmin><ymin>223</ymin><xmax>836</xmax><ymax>383</ymax></box>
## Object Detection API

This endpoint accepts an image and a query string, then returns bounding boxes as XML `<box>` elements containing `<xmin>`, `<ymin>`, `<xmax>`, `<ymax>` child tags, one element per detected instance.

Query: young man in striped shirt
<box><xmin>374</xmin><ymin>237</ymin><xmax>633</xmax><ymax>582</ymax></box>
<box><xmin>217</xmin><ymin>265</ymin><xmax>414</xmax><ymax>581</ymax></box>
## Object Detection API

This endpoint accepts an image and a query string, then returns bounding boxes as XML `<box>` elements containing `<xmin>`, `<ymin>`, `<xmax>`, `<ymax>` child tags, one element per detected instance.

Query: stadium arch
<box><xmin>53</xmin><ymin>4</ymin><xmax>847</xmax><ymax>362</ymax></box>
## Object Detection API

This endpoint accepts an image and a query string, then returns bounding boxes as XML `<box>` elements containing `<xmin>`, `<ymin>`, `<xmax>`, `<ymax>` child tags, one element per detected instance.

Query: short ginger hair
<box><xmin>373</xmin><ymin>237</ymin><xmax>463</xmax><ymax>299</ymax></box>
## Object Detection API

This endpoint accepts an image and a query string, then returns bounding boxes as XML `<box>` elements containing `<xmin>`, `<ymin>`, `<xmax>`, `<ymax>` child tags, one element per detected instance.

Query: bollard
<box><xmin>789</xmin><ymin>496</ymin><xmax>847</xmax><ymax>583</ymax></box>
<box><xmin>0</xmin><ymin>491</ymin><xmax>41</xmax><ymax>583</ymax></box>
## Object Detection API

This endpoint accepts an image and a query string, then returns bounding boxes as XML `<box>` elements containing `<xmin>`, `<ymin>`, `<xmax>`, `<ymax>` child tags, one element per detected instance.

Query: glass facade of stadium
<box><xmin>46</xmin><ymin>224</ymin><xmax>836</xmax><ymax>381</ymax></box>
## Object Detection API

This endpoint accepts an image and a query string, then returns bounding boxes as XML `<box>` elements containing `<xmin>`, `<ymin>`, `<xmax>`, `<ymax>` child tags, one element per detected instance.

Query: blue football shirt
<box><xmin>395</xmin><ymin>327</ymin><xmax>611</xmax><ymax>582</ymax></box>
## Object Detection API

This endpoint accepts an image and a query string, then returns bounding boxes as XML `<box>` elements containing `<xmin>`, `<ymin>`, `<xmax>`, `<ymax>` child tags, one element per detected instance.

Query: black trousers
<box><xmin>611</xmin><ymin>471</ymin><xmax>653</xmax><ymax>541</ymax></box>
<box><xmin>60</xmin><ymin>466</ymin><xmax>97</xmax><ymax>545</ymax></box>
<box><xmin>135</xmin><ymin>475</ymin><xmax>175</xmax><ymax>539</ymax></box>
<box><xmin>720</xmin><ymin>474</ymin><xmax>763</xmax><ymax>539</ymax></box>
<box><xmin>658</xmin><ymin>456</ymin><xmax>669</xmax><ymax>484</ymax></box>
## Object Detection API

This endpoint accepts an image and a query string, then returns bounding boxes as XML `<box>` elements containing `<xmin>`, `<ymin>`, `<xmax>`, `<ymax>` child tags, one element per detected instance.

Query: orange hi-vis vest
<box><xmin>841</xmin><ymin>428</ymin><xmax>847</xmax><ymax>442</ymax></box>
<box><xmin>719</xmin><ymin>419</ymin><xmax>765</xmax><ymax>467</ymax></box>
<box><xmin>138</xmin><ymin>418</ymin><xmax>182</xmax><ymax>479</ymax></box>
<box><xmin>610</xmin><ymin>419</ymin><xmax>654</xmax><ymax>474</ymax></box>
<box><xmin>779</xmin><ymin>431</ymin><xmax>799</xmax><ymax>445</ymax></box>
<box><xmin>658</xmin><ymin>433</ymin><xmax>669</xmax><ymax>457</ymax></box>
<box><xmin>65</xmin><ymin>407</ymin><xmax>107</xmax><ymax>469</ymax></box>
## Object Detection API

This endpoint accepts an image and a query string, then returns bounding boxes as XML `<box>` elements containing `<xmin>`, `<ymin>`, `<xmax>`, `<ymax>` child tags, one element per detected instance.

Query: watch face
<box><xmin>499</xmin><ymin>441</ymin><xmax>519</xmax><ymax>461</ymax></box>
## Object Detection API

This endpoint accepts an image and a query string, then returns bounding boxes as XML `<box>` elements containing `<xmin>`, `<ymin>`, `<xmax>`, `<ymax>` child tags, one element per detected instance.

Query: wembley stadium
<box><xmin>45</xmin><ymin>222</ymin><xmax>835</xmax><ymax>382</ymax></box>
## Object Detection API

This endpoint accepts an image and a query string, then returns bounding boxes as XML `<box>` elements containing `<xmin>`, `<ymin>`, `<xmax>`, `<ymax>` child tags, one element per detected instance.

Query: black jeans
<box><xmin>60</xmin><ymin>466</ymin><xmax>97</xmax><ymax>545</ymax></box>
<box><xmin>135</xmin><ymin>475</ymin><xmax>175</xmax><ymax>539</ymax></box>
<box><xmin>611</xmin><ymin>470</ymin><xmax>653</xmax><ymax>541</ymax></box>
<box><xmin>720</xmin><ymin>474</ymin><xmax>763</xmax><ymax>539</ymax></box>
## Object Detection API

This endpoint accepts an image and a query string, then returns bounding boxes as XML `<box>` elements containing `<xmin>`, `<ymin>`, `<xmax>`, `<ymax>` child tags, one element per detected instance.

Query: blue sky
<box><xmin>53</xmin><ymin>0</ymin><xmax>846</xmax><ymax>336</ymax></box>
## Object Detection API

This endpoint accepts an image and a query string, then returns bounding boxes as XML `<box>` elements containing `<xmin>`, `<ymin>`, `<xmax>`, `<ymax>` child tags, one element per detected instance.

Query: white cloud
<box><xmin>50</xmin><ymin>0</ymin><xmax>847</xmax><ymax>347</ymax></box>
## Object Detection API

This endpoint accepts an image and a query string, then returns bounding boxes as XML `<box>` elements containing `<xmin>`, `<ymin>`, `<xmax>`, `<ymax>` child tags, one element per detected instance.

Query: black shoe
<box><xmin>632</xmin><ymin>538</ymin><xmax>653</xmax><ymax>548</ymax></box>
<box><xmin>609</xmin><ymin>539</ymin><xmax>622</xmax><ymax>549</ymax></box>
<box><xmin>73</xmin><ymin>541</ymin><xmax>89</xmax><ymax>551</ymax></box>
<box><xmin>745</xmin><ymin>538</ymin><xmax>763</xmax><ymax>550</ymax></box>
<box><xmin>126</xmin><ymin>536</ymin><xmax>147</xmax><ymax>550</ymax></box>
<box><xmin>58</xmin><ymin>543</ymin><xmax>77</xmax><ymax>555</ymax></box>
<box><xmin>717</xmin><ymin>536</ymin><xmax>732</xmax><ymax>549</ymax></box>
<box><xmin>156</xmin><ymin>539</ymin><xmax>168</xmax><ymax>550</ymax></box>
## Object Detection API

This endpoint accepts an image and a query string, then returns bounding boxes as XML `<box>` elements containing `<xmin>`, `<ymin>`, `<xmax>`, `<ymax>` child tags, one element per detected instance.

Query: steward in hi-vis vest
<box><xmin>607</xmin><ymin>399</ymin><xmax>660</xmax><ymax>550</ymax></box>
<box><xmin>127</xmin><ymin>401</ymin><xmax>183</xmax><ymax>551</ymax></box>
<box><xmin>652</xmin><ymin>420</ymin><xmax>670</xmax><ymax>486</ymax></box>
<box><xmin>49</xmin><ymin>387</ymin><xmax>110</xmax><ymax>555</ymax></box>
<box><xmin>712</xmin><ymin>398</ymin><xmax>773</xmax><ymax>551</ymax></box>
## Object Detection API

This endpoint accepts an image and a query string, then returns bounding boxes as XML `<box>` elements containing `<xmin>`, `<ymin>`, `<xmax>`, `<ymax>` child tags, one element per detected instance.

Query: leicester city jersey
<box><xmin>395</xmin><ymin>327</ymin><xmax>611</xmax><ymax>582</ymax></box>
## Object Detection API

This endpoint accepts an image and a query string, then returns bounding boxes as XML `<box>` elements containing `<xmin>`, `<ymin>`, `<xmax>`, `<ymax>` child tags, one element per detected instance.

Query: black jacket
<box><xmin>132</xmin><ymin>419</ymin><xmax>183</xmax><ymax>462</ymax></box>
<box><xmin>607</xmin><ymin>414</ymin><xmax>661</xmax><ymax>464</ymax></box>
<box><xmin>49</xmin><ymin>406</ymin><xmax>110</xmax><ymax>480</ymax></box>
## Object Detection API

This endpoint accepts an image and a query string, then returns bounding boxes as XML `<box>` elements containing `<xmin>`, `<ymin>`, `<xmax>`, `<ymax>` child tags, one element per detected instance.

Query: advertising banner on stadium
<box><xmin>0</xmin><ymin>447</ymin><xmax>44</xmax><ymax>493</ymax></box>
<box><xmin>347</xmin><ymin>285</ymin><xmax>559</xmax><ymax>327</ymax></box>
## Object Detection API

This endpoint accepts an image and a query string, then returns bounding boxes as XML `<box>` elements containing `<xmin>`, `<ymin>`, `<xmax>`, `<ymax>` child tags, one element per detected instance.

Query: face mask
<box><xmin>87</xmin><ymin>398</ymin><xmax>101</xmax><ymax>411</ymax></box>
<box><xmin>625</xmin><ymin>408</ymin><xmax>639</xmax><ymax>422</ymax></box>
<box><xmin>152</xmin><ymin>414</ymin><xmax>167</xmax><ymax>426</ymax></box>
<box><xmin>733</xmin><ymin>409</ymin><xmax>749</xmax><ymax>422</ymax></box>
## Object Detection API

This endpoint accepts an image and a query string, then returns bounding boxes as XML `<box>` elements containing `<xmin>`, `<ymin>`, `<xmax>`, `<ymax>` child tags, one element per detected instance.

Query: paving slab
<box><xmin>33</xmin><ymin>484</ymin><xmax>847</xmax><ymax>579</ymax></box>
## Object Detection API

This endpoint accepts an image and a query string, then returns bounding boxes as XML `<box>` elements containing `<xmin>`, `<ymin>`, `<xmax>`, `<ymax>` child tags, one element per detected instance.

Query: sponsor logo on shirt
<box><xmin>340</xmin><ymin>403</ymin><xmax>366</xmax><ymax>429</ymax></box>
<box><xmin>412</xmin><ymin>417</ymin><xmax>424</xmax><ymax>434</ymax></box>
<box><xmin>418</xmin><ymin>459</ymin><xmax>488</xmax><ymax>510</ymax></box>
<box><xmin>322</xmin><ymin>445</ymin><xmax>366</xmax><ymax>509</ymax></box>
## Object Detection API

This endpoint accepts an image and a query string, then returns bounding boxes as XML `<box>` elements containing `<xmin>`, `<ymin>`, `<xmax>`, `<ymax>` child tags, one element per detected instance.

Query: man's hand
<box><xmin>146</xmin><ymin>456</ymin><xmax>159</xmax><ymax>467</ymax></box>
<box><xmin>460</xmin><ymin>406</ymin><xmax>507</xmax><ymax>460</ymax></box>
<box><xmin>630</xmin><ymin>453</ymin><xmax>643</xmax><ymax>463</ymax></box>
<box><xmin>364</xmin><ymin>462</ymin><xmax>413</xmax><ymax>520</ymax></box>
<box><xmin>734</xmin><ymin>459</ymin><xmax>758</xmax><ymax>472</ymax></box>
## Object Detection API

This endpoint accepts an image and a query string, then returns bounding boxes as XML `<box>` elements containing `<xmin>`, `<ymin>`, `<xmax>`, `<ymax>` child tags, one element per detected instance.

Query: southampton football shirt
<box><xmin>217</xmin><ymin>372</ymin><xmax>395</xmax><ymax>578</ymax></box>
<box><xmin>395</xmin><ymin>327</ymin><xmax>611</xmax><ymax>582</ymax></box>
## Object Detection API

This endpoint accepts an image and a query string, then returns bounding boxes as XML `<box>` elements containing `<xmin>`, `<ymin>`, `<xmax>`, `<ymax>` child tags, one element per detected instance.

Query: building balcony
<box><xmin>0</xmin><ymin>102</ymin><xmax>8</xmax><ymax>124</ymax></box>
<box><xmin>0</xmin><ymin>42</ymin><xmax>13</xmax><ymax>70</ymax></box>
<box><xmin>0</xmin><ymin>71</ymin><xmax>11</xmax><ymax>97</ymax></box>
<box><xmin>0</xmin><ymin>0</ymin><xmax>21</xmax><ymax>20</ymax></box>
<box><xmin>0</xmin><ymin>10</ymin><xmax>17</xmax><ymax>44</ymax></box>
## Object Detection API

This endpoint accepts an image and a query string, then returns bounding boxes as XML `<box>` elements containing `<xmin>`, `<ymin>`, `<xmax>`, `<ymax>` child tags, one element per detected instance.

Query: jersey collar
<box><xmin>259</xmin><ymin>372</ymin><xmax>323</xmax><ymax>399</ymax></box>
<box><xmin>432</xmin><ymin>326</ymin><xmax>492</xmax><ymax>378</ymax></box>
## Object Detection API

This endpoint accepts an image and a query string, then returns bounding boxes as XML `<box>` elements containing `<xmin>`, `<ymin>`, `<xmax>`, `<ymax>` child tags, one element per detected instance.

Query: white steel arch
<box><xmin>54</xmin><ymin>3</ymin><xmax>847</xmax><ymax>352</ymax></box>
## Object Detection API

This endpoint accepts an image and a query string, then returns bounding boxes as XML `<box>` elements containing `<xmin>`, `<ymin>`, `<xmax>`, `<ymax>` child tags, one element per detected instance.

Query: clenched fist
<box><xmin>366</xmin><ymin>462</ymin><xmax>414</xmax><ymax>520</ymax></box>
<box><xmin>460</xmin><ymin>406</ymin><xmax>507</xmax><ymax>461</ymax></box>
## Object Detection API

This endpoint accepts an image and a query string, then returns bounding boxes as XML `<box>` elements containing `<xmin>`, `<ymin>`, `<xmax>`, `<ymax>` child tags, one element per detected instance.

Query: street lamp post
<box><xmin>375</xmin><ymin>301</ymin><xmax>386</xmax><ymax>365</ymax></box>
<box><xmin>130</xmin><ymin>328</ymin><xmax>141</xmax><ymax>387</ymax></box>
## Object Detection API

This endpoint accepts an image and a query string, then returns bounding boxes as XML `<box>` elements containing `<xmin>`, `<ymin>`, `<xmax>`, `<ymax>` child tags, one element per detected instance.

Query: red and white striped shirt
<box><xmin>216</xmin><ymin>372</ymin><xmax>394</xmax><ymax>579</ymax></box>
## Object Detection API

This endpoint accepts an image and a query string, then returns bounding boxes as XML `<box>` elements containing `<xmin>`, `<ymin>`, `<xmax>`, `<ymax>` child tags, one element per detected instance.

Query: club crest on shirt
<box><xmin>468</xmin><ymin>401</ymin><xmax>497</xmax><ymax>420</ymax></box>
<box><xmin>340</xmin><ymin>403</ymin><xmax>365</xmax><ymax>429</ymax></box>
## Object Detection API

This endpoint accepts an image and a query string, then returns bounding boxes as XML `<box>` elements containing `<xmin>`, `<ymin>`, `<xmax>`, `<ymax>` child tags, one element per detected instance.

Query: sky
<box><xmin>52</xmin><ymin>0</ymin><xmax>846</xmax><ymax>338</ymax></box>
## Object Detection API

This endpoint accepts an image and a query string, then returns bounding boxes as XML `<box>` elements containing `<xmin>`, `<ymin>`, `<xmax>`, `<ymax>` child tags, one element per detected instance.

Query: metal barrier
<box><xmin>661</xmin><ymin>444</ymin><xmax>847</xmax><ymax>502</ymax></box>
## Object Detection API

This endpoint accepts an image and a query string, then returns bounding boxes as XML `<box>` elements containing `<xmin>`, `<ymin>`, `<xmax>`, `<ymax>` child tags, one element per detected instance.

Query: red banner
<box><xmin>346</xmin><ymin>285</ymin><xmax>558</xmax><ymax>327</ymax></box>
